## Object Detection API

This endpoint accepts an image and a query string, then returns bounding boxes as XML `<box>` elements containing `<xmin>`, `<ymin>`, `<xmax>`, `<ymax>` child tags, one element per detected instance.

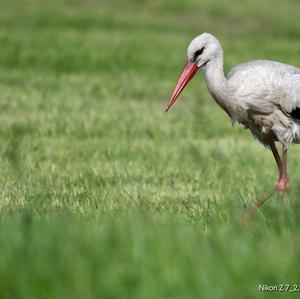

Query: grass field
<box><xmin>1</xmin><ymin>0</ymin><xmax>300</xmax><ymax>298</ymax></box>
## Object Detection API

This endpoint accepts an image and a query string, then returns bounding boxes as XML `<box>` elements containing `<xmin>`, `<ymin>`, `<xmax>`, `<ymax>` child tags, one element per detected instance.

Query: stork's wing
<box><xmin>226</xmin><ymin>60</ymin><xmax>300</xmax><ymax>117</ymax></box>
<box><xmin>273</xmin><ymin>72</ymin><xmax>300</xmax><ymax>118</ymax></box>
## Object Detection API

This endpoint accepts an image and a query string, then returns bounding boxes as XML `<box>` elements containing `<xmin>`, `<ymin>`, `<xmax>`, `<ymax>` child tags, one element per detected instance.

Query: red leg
<box><xmin>241</xmin><ymin>142</ymin><xmax>287</xmax><ymax>224</ymax></box>
<box><xmin>270</xmin><ymin>141</ymin><xmax>281</xmax><ymax>172</ymax></box>
<box><xmin>276</xmin><ymin>146</ymin><xmax>288</xmax><ymax>192</ymax></box>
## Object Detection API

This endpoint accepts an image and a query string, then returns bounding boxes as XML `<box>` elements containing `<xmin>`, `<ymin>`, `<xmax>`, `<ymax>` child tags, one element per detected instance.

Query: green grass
<box><xmin>0</xmin><ymin>0</ymin><xmax>300</xmax><ymax>298</ymax></box>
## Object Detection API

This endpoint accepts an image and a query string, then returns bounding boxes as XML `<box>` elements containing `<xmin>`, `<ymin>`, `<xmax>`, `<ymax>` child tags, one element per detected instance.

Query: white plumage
<box><xmin>188</xmin><ymin>34</ymin><xmax>300</xmax><ymax>147</ymax></box>
<box><xmin>166</xmin><ymin>33</ymin><xmax>300</xmax><ymax>213</ymax></box>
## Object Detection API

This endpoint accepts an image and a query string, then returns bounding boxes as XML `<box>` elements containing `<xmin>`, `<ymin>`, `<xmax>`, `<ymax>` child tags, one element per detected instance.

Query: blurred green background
<box><xmin>0</xmin><ymin>0</ymin><xmax>300</xmax><ymax>298</ymax></box>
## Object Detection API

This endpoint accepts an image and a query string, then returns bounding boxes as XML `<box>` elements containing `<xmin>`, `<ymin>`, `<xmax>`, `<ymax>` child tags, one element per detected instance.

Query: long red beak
<box><xmin>165</xmin><ymin>61</ymin><xmax>198</xmax><ymax>112</ymax></box>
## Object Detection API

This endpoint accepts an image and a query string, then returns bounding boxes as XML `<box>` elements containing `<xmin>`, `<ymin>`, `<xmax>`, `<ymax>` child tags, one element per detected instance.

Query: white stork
<box><xmin>165</xmin><ymin>33</ymin><xmax>300</xmax><ymax>216</ymax></box>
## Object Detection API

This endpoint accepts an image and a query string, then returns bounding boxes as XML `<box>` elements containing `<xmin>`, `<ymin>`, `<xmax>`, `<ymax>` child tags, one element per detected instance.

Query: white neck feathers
<box><xmin>203</xmin><ymin>52</ymin><xmax>233</xmax><ymax>117</ymax></box>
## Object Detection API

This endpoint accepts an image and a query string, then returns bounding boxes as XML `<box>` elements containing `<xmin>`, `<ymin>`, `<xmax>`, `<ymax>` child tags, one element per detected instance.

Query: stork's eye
<box><xmin>193</xmin><ymin>47</ymin><xmax>205</xmax><ymax>60</ymax></box>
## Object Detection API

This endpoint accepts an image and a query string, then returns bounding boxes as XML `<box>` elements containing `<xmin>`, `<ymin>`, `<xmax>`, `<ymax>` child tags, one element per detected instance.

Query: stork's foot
<box><xmin>241</xmin><ymin>142</ymin><xmax>289</xmax><ymax>225</ymax></box>
<box><xmin>241</xmin><ymin>179</ymin><xmax>288</xmax><ymax>225</ymax></box>
<box><xmin>276</xmin><ymin>177</ymin><xmax>288</xmax><ymax>192</ymax></box>
<box><xmin>240</xmin><ymin>187</ymin><xmax>277</xmax><ymax>225</ymax></box>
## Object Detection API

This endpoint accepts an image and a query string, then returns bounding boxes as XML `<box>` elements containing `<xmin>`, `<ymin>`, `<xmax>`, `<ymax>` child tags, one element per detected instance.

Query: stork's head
<box><xmin>165</xmin><ymin>33</ymin><xmax>222</xmax><ymax>112</ymax></box>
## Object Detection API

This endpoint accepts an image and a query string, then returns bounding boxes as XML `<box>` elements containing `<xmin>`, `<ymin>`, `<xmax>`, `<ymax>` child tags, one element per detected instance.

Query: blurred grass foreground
<box><xmin>0</xmin><ymin>0</ymin><xmax>300</xmax><ymax>298</ymax></box>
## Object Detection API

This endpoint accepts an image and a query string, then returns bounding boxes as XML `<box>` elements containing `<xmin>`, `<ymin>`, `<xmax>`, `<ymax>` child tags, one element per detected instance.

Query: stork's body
<box><xmin>165</xmin><ymin>33</ymin><xmax>300</xmax><ymax>215</ymax></box>
<box><xmin>206</xmin><ymin>58</ymin><xmax>300</xmax><ymax>147</ymax></box>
